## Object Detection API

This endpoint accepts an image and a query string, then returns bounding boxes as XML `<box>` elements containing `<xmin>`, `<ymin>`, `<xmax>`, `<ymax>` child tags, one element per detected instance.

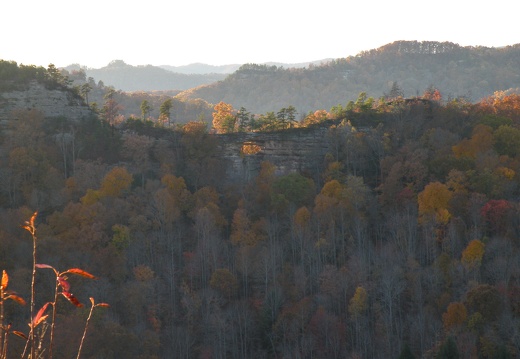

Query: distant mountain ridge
<box><xmin>159</xmin><ymin>63</ymin><xmax>241</xmax><ymax>75</ymax></box>
<box><xmin>175</xmin><ymin>41</ymin><xmax>520</xmax><ymax>114</ymax></box>
<box><xmin>67</xmin><ymin>60</ymin><xmax>227</xmax><ymax>92</ymax></box>
<box><xmin>63</xmin><ymin>59</ymin><xmax>333</xmax><ymax>92</ymax></box>
<box><xmin>159</xmin><ymin>59</ymin><xmax>333</xmax><ymax>75</ymax></box>
<box><xmin>63</xmin><ymin>41</ymin><xmax>520</xmax><ymax>116</ymax></box>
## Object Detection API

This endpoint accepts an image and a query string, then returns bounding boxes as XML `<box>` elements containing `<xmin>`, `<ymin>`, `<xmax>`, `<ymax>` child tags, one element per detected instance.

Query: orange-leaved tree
<box><xmin>417</xmin><ymin>181</ymin><xmax>453</xmax><ymax>225</ymax></box>
<box><xmin>452</xmin><ymin>124</ymin><xmax>494</xmax><ymax>159</ymax></box>
<box><xmin>99</xmin><ymin>166</ymin><xmax>133</xmax><ymax>197</ymax></box>
<box><xmin>442</xmin><ymin>302</ymin><xmax>467</xmax><ymax>332</ymax></box>
<box><xmin>81</xmin><ymin>166</ymin><xmax>133</xmax><ymax>205</ymax></box>
<box><xmin>461</xmin><ymin>239</ymin><xmax>485</xmax><ymax>272</ymax></box>
<box><xmin>212</xmin><ymin>101</ymin><xmax>236</xmax><ymax>134</ymax></box>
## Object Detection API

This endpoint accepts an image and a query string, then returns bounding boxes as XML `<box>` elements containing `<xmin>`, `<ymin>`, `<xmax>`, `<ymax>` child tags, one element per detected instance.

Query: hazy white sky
<box><xmin>2</xmin><ymin>0</ymin><xmax>518</xmax><ymax>69</ymax></box>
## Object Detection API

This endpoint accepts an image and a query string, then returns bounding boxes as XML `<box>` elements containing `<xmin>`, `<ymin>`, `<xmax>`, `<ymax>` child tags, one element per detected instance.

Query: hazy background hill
<box><xmin>175</xmin><ymin>41</ymin><xmax>520</xmax><ymax>114</ymax></box>
<box><xmin>64</xmin><ymin>59</ymin><xmax>331</xmax><ymax>92</ymax></box>
<box><xmin>61</xmin><ymin>40</ymin><xmax>520</xmax><ymax>120</ymax></box>
<box><xmin>65</xmin><ymin>60</ymin><xmax>227</xmax><ymax>91</ymax></box>
<box><xmin>159</xmin><ymin>59</ymin><xmax>332</xmax><ymax>75</ymax></box>
<box><xmin>159</xmin><ymin>63</ymin><xmax>241</xmax><ymax>75</ymax></box>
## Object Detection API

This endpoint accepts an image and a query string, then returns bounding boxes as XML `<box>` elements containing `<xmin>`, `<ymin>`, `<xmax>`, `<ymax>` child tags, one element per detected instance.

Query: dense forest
<box><xmin>1</xmin><ymin>58</ymin><xmax>520</xmax><ymax>359</ymax></box>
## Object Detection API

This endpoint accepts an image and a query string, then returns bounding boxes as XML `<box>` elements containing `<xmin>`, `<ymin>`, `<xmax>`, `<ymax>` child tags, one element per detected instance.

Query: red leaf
<box><xmin>64</xmin><ymin>268</ymin><xmax>96</xmax><ymax>279</ymax></box>
<box><xmin>34</xmin><ymin>315</ymin><xmax>48</xmax><ymax>327</ymax></box>
<box><xmin>89</xmin><ymin>297</ymin><xmax>109</xmax><ymax>308</ymax></box>
<box><xmin>1</xmin><ymin>270</ymin><xmax>8</xmax><ymax>290</ymax></box>
<box><xmin>29</xmin><ymin>212</ymin><xmax>37</xmax><ymax>227</ymax></box>
<box><xmin>6</xmin><ymin>294</ymin><xmax>26</xmax><ymax>305</ymax></box>
<box><xmin>35</xmin><ymin>263</ymin><xmax>55</xmax><ymax>270</ymax></box>
<box><xmin>32</xmin><ymin>302</ymin><xmax>51</xmax><ymax>327</ymax></box>
<box><xmin>13</xmin><ymin>331</ymin><xmax>28</xmax><ymax>339</ymax></box>
<box><xmin>57</xmin><ymin>276</ymin><xmax>70</xmax><ymax>292</ymax></box>
<box><xmin>61</xmin><ymin>292</ymin><xmax>83</xmax><ymax>307</ymax></box>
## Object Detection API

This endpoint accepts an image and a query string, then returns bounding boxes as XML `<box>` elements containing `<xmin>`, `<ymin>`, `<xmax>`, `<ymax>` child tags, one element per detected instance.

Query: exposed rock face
<box><xmin>0</xmin><ymin>80</ymin><xmax>344</xmax><ymax>185</ymax></box>
<box><xmin>0</xmin><ymin>81</ymin><xmax>92</xmax><ymax>124</ymax></box>
<box><xmin>217</xmin><ymin>126</ymin><xmax>332</xmax><ymax>183</ymax></box>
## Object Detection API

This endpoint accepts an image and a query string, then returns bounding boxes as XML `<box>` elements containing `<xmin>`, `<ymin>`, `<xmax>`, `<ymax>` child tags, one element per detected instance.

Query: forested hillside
<box><xmin>1</xmin><ymin>59</ymin><xmax>520</xmax><ymax>358</ymax></box>
<box><xmin>59</xmin><ymin>41</ymin><xmax>520</xmax><ymax>123</ymax></box>
<box><xmin>177</xmin><ymin>41</ymin><xmax>520</xmax><ymax>115</ymax></box>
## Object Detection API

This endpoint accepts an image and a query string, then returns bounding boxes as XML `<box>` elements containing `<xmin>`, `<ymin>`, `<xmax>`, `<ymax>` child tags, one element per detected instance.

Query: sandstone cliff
<box><xmin>0</xmin><ymin>81</ymin><xmax>93</xmax><ymax>124</ymax></box>
<box><xmin>217</xmin><ymin>125</ymin><xmax>334</xmax><ymax>184</ymax></box>
<box><xmin>0</xmin><ymin>80</ymin><xmax>343</xmax><ymax>185</ymax></box>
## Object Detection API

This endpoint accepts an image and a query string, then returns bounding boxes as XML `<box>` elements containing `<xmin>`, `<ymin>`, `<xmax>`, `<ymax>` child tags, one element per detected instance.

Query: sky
<box><xmin>2</xmin><ymin>0</ymin><xmax>519</xmax><ymax>69</ymax></box>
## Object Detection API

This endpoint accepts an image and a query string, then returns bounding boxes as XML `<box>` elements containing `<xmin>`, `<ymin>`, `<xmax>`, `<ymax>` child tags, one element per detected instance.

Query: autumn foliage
<box><xmin>442</xmin><ymin>302</ymin><xmax>467</xmax><ymax>331</ymax></box>
<box><xmin>461</xmin><ymin>239</ymin><xmax>485</xmax><ymax>271</ymax></box>
<box><xmin>417</xmin><ymin>181</ymin><xmax>453</xmax><ymax>224</ymax></box>
<box><xmin>0</xmin><ymin>213</ymin><xmax>108</xmax><ymax>359</ymax></box>
<box><xmin>2</xmin><ymin>64</ymin><xmax>520</xmax><ymax>358</ymax></box>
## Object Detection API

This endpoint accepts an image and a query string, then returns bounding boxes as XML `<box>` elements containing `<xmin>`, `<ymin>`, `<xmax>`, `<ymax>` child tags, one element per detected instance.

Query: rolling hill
<box><xmin>175</xmin><ymin>41</ymin><xmax>520</xmax><ymax>115</ymax></box>
<box><xmin>61</xmin><ymin>41</ymin><xmax>520</xmax><ymax>120</ymax></box>
<box><xmin>65</xmin><ymin>60</ymin><xmax>228</xmax><ymax>91</ymax></box>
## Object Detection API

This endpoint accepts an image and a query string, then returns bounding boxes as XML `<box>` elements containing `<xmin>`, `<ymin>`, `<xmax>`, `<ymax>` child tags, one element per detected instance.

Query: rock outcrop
<box><xmin>217</xmin><ymin>125</ymin><xmax>333</xmax><ymax>183</ymax></box>
<box><xmin>0</xmin><ymin>80</ymin><xmax>346</xmax><ymax>185</ymax></box>
<box><xmin>0</xmin><ymin>81</ymin><xmax>93</xmax><ymax>125</ymax></box>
